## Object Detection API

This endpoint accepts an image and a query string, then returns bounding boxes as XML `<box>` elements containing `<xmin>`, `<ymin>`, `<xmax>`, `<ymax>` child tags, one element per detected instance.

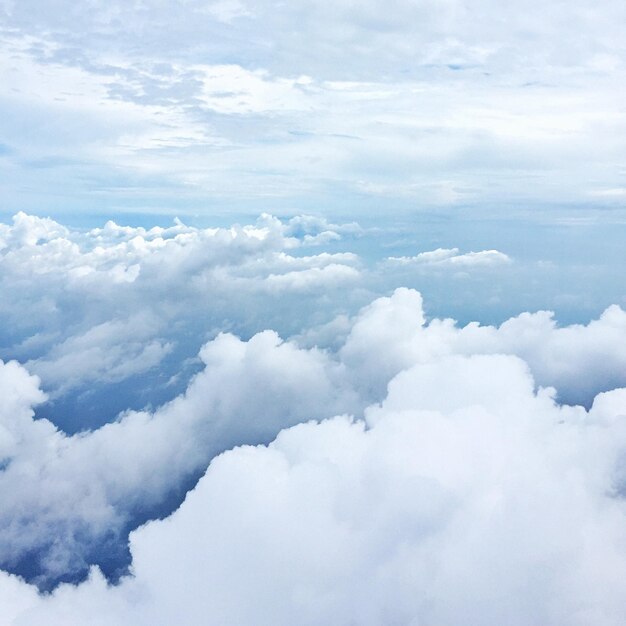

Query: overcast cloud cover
<box><xmin>0</xmin><ymin>0</ymin><xmax>624</xmax><ymax>215</ymax></box>
<box><xmin>1</xmin><ymin>0</ymin><xmax>625</xmax><ymax>624</ymax></box>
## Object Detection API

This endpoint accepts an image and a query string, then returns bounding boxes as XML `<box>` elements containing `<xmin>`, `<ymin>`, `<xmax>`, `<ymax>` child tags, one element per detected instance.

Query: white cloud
<box><xmin>264</xmin><ymin>264</ymin><xmax>360</xmax><ymax>292</ymax></box>
<box><xmin>0</xmin><ymin>1</ymin><xmax>624</xmax><ymax>619</ymax></box>
<box><xmin>0</xmin><ymin>287</ymin><xmax>625</xmax><ymax>592</ymax></box>
<box><xmin>0</xmin><ymin>212</ymin><xmax>363</xmax><ymax>398</ymax></box>
<box><xmin>4</xmin><ymin>349</ymin><xmax>626</xmax><ymax>625</ymax></box>
<box><xmin>0</xmin><ymin>328</ymin><xmax>358</xmax><ymax>586</ymax></box>
<box><xmin>590</xmin><ymin>188</ymin><xmax>626</xmax><ymax>198</ymax></box>
<box><xmin>199</xmin><ymin>0</ymin><xmax>252</xmax><ymax>24</ymax></box>
<box><xmin>339</xmin><ymin>288</ymin><xmax>626</xmax><ymax>406</ymax></box>
<box><xmin>26</xmin><ymin>314</ymin><xmax>173</xmax><ymax>396</ymax></box>
<box><xmin>1</xmin><ymin>0</ymin><xmax>624</xmax><ymax>211</ymax></box>
<box><xmin>387</xmin><ymin>247</ymin><xmax>512</xmax><ymax>267</ymax></box>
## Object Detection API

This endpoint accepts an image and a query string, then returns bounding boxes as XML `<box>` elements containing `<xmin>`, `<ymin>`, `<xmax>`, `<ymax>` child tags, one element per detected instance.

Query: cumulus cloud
<box><xmin>1</xmin><ymin>0</ymin><xmax>624</xmax><ymax>620</ymax></box>
<box><xmin>25</xmin><ymin>314</ymin><xmax>173</xmax><ymax>396</ymax></box>
<box><xmin>0</xmin><ymin>330</ymin><xmax>357</xmax><ymax>588</ymax></box>
<box><xmin>4</xmin><ymin>348</ymin><xmax>626</xmax><ymax>625</ymax></box>
<box><xmin>339</xmin><ymin>288</ymin><xmax>626</xmax><ymax>405</ymax></box>
<box><xmin>0</xmin><ymin>212</ymin><xmax>362</xmax><ymax>408</ymax></box>
<box><xmin>282</xmin><ymin>215</ymin><xmax>362</xmax><ymax>246</ymax></box>
<box><xmin>1</xmin><ymin>285</ymin><xmax>625</xmax><ymax>593</ymax></box>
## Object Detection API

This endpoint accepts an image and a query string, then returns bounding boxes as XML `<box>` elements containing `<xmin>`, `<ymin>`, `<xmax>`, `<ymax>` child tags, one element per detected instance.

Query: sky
<box><xmin>1</xmin><ymin>1</ymin><xmax>626</xmax><ymax>624</ymax></box>
<box><xmin>0</xmin><ymin>0</ymin><xmax>624</xmax><ymax>219</ymax></box>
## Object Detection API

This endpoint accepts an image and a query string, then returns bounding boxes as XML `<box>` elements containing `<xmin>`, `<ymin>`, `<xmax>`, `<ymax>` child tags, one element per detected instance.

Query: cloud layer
<box><xmin>0</xmin><ymin>212</ymin><xmax>365</xmax><ymax>426</ymax></box>
<box><xmin>1</xmin><ymin>0</ymin><xmax>624</xmax><ymax>213</ymax></box>
<box><xmin>0</xmin><ymin>281</ymin><xmax>625</xmax><ymax>596</ymax></box>
<box><xmin>1</xmin><ymin>0</ymin><xmax>624</xmax><ymax>620</ymax></box>
<box><xmin>0</xmin><ymin>211</ymin><xmax>535</xmax><ymax>435</ymax></box>
<box><xmin>2</xmin><ymin>333</ymin><xmax>626</xmax><ymax>624</ymax></box>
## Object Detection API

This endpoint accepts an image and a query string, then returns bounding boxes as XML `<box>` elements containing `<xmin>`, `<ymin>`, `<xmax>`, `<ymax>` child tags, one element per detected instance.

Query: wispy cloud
<box><xmin>386</xmin><ymin>247</ymin><xmax>512</xmax><ymax>267</ymax></box>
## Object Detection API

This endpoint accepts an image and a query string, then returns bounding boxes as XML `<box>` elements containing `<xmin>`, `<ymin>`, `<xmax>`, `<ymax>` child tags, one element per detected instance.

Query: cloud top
<box><xmin>4</xmin><ymin>346</ymin><xmax>626</xmax><ymax>625</ymax></box>
<box><xmin>0</xmin><ymin>284</ymin><xmax>625</xmax><ymax>594</ymax></box>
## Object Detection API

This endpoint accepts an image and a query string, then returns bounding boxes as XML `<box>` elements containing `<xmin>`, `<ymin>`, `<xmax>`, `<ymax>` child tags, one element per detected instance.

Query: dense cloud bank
<box><xmin>0</xmin><ymin>279</ymin><xmax>625</xmax><ymax>596</ymax></box>
<box><xmin>1</xmin><ymin>0</ymin><xmax>624</xmax><ymax>618</ymax></box>
<box><xmin>0</xmin><ymin>212</ymin><xmax>368</xmax><ymax>429</ymax></box>
<box><xmin>1</xmin><ymin>211</ymin><xmax>621</xmax><ymax>413</ymax></box>
<box><xmin>2</xmin><ymin>343</ymin><xmax>626</xmax><ymax>624</ymax></box>
<box><xmin>0</xmin><ymin>211</ymin><xmax>361</xmax><ymax>369</ymax></box>
<box><xmin>0</xmin><ymin>213</ymin><xmax>625</xmax><ymax>621</ymax></box>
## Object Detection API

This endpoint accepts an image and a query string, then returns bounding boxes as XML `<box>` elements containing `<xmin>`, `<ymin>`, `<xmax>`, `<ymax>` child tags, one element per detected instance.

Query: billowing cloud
<box><xmin>26</xmin><ymin>314</ymin><xmax>173</xmax><ymax>396</ymax></box>
<box><xmin>339</xmin><ymin>288</ymin><xmax>626</xmax><ymax>406</ymax></box>
<box><xmin>0</xmin><ymin>285</ymin><xmax>625</xmax><ymax>593</ymax></box>
<box><xmin>0</xmin><ymin>212</ymin><xmax>363</xmax><ymax>408</ymax></box>
<box><xmin>0</xmin><ymin>330</ymin><xmax>358</xmax><ymax>587</ymax></box>
<box><xmin>1</xmin><ymin>0</ymin><xmax>624</xmax><ymax>620</ymax></box>
<box><xmin>3</xmin><ymin>346</ymin><xmax>626</xmax><ymax>624</ymax></box>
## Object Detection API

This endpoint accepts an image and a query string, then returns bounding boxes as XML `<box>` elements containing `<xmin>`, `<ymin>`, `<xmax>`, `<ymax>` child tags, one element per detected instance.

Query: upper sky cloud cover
<box><xmin>0</xmin><ymin>0</ymin><xmax>625</xmax><ymax>624</ymax></box>
<box><xmin>0</xmin><ymin>0</ymin><xmax>624</xmax><ymax>216</ymax></box>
